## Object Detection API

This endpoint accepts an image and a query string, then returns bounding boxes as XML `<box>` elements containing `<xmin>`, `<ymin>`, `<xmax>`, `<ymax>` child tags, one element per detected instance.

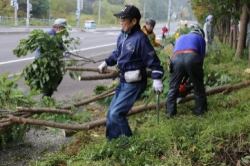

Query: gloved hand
<box><xmin>98</xmin><ymin>61</ymin><xmax>107</xmax><ymax>73</ymax></box>
<box><xmin>63</xmin><ymin>51</ymin><xmax>70</xmax><ymax>57</ymax></box>
<box><xmin>153</xmin><ymin>79</ymin><xmax>163</xmax><ymax>93</ymax></box>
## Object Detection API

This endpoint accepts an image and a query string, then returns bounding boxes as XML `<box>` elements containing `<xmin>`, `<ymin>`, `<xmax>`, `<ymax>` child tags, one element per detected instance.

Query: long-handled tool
<box><xmin>156</xmin><ymin>92</ymin><xmax>160</xmax><ymax>124</ymax></box>
<box><xmin>64</xmin><ymin>51</ymin><xmax>95</xmax><ymax>63</ymax></box>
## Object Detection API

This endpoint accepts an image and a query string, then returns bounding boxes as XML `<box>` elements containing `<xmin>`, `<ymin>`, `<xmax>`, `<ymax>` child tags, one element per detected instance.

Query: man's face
<box><xmin>145</xmin><ymin>24</ymin><xmax>153</xmax><ymax>32</ymax></box>
<box><xmin>120</xmin><ymin>18</ymin><xmax>136</xmax><ymax>32</ymax></box>
<box><xmin>54</xmin><ymin>26</ymin><xmax>65</xmax><ymax>33</ymax></box>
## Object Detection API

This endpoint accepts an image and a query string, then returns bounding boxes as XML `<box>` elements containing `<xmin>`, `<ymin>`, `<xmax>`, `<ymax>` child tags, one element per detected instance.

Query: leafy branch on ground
<box><xmin>13</xmin><ymin>29</ymin><xmax>79</xmax><ymax>94</ymax></box>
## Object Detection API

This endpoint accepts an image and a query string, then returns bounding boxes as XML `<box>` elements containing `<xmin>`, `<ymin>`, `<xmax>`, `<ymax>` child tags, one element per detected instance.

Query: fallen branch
<box><xmin>66</xmin><ymin>67</ymin><xmax>119</xmax><ymax>80</ymax></box>
<box><xmin>0</xmin><ymin>118</ymin><xmax>10</xmax><ymax>123</ymax></box>
<box><xmin>7</xmin><ymin>80</ymin><xmax>250</xmax><ymax>131</ymax></box>
<box><xmin>78</xmin><ymin>72</ymin><xmax>118</xmax><ymax>80</ymax></box>
<box><xmin>66</xmin><ymin>67</ymin><xmax>152</xmax><ymax>81</ymax></box>
<box><xmin>8</xmin><ymin>115</ymin><xmax>106</xmax><ymax>131</ymax></box>
<box><xmin>17</xmin><ymin>107</ymin><xmax>73</xmax><ymax>115</ymax></box>
<box><xmin>62</xmin><ymin>88</ymin><xmax>115</xmax><ymax>109</ymax></box>
<box><xmin>0</xmin><ymin>113</ymin><xmax>31</xmax><ymax>130</ymax></box>
<box><xmin>65</xmin><ymin>67</ymin><xmax>115</xmax><ymax>73</ymax></box>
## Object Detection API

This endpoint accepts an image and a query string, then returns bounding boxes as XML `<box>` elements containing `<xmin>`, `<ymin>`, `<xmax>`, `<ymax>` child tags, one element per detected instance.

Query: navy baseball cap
<box><xmin>114</xmin><ymin>5</ymin><xmax>141</xmax><ymax>20</ymax></box>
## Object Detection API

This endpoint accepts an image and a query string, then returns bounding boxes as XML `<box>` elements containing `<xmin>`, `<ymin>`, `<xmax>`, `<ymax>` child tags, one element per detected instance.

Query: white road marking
<box><xmin>0</xmin><ymin>57</ymin><xmax>34</xmax><ymax>65</ymax></box>
<box><xmin>70</xmin><ymin>43</ymin><xmax>116</xmax><ymax>52</ymax></box>
<box><xmin>0</xmin><ymin>43</ymin><xmax>116</xmax><ymax>65</ymax></box>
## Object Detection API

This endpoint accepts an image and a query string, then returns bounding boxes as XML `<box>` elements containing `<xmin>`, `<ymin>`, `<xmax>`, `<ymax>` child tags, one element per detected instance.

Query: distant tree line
<box><xmin>191</xmin><ymin>0</ymin><xmax>250</xmax><ymax>62</ymax></box>
<box><xmin>0</xmin><ymin>0</ymin><xmax>193</xmax><ymax>22</ymax></box>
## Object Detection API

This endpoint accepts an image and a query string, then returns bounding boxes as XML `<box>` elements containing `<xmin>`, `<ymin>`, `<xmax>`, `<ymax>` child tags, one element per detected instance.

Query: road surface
<box><xmin>0</xmin><ymin>22</ymin><xmax>180</xmax><ymax>101</ymax></box>
<box><xmin>0</xmin><ymin>29</ymin><xmax>118</xmax><ymax>100</ymax></box>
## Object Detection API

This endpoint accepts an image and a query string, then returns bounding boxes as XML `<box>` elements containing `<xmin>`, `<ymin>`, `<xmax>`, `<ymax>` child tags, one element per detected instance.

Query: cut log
<box><xmin>6</xmin><ymin>81</ymin><xmax>250</xmax><ymax>131</ymax></box>
<box><xmin>17</xmin><ymin>107</ymin><xmax>73</xmax><ymax>115</ymax></box>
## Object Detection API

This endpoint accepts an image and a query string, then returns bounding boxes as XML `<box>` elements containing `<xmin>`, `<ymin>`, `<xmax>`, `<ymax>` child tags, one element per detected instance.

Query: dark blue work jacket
<box><xmin>105</xmin><ymin>25</ymin><xmax>164</xmax><ymax>83</ymax></box>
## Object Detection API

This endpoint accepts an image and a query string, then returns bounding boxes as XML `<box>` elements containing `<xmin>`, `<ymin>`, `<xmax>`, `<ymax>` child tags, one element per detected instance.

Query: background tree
<box><xmin>50</xmin><ymin>0</ymin><xmax>76</xmax><ymax>18</ymax></box>
<box><xmin>108</xmin><ymin>0</ymin><xmax>124</xmax><ymax>5</ymax></box>
<box><xmin>235</xmin><ymin>3</ymin><xmax>249</xmax><ymax>58</ymax></box>
<box><xmin>82</xmin><ymin>0</ymin><xmax>95</xmax><ymax>15</ymax></box>
<box><xmin>31</xmin><ymin>0</ymin><xmax>49</xmax><ymax>18</ymax></box>
<box><xmin>191</xmin><ymin>0</ymin><xmax>250</xmax><ymax>59</ymax></box>
<box><xmin>0</xmin><ymin>0</ymin><xmax>14</xmax><ymax>17</ymax></box>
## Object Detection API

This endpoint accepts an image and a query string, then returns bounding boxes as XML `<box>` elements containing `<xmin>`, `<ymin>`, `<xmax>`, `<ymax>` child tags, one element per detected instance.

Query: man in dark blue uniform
<box><xmin>98</xmin><ymin>5</ymin><xmax>164</xmax><ymax>140</ymax></box>
<box><xmin>166</xmin><ymin>25</ymin><xmax>207</xmax><ymax>117</ymax></box>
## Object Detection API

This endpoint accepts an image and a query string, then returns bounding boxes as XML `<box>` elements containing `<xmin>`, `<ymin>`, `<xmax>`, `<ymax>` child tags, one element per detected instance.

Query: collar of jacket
<box><xmin>122</xmin><ymin>24</ymin><xmax>141</xmax><ymax>35</ymax></box>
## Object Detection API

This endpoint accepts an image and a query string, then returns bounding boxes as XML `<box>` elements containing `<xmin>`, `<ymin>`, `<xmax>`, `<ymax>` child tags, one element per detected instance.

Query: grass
<box><xmin>28</xmin><ymin>40</ymin><xmax>250</xmax><ymax>165</ymax></box>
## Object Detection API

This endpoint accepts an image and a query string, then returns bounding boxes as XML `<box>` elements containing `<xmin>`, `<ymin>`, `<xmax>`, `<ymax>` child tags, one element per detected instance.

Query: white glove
<box><xmin>63</xmin><ymin>51</ymin><xmax>70</xmax><ymax>57</ymax></box>
<box><xmin>153</xmin><ymin>79</ymin><xmax>163</xmax><ymax>93</ymax></box>
<box><xmin>98</xmin><ymin>61</ymin><xmax>107</xmax><ymax>73</ymax></box>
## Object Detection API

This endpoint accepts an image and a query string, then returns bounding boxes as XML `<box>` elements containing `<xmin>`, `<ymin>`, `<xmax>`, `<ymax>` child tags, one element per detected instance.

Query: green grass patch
<box><xmin>30</xmin><ymin>41</ymin><xmax>250</xmax><ymax>165</ymax></box>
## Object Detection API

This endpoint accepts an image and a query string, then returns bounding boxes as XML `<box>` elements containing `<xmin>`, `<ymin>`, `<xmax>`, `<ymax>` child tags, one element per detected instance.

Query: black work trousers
<box><xmin>166</xmin><ymin>53</ymin><xmax>207</xmax><ymax>116</ymax></box>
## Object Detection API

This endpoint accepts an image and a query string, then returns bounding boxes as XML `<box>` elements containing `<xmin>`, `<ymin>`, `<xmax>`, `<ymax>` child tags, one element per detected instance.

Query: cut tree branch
<box><xmin>0</xmin><ymin>113</ymin><xmax>31</xmax><ymax>131</ymax></box>
<box><xmin>62</xmin><ymin>88</ymin><xmax>115</xmax><ymax>109</ymax></box>
<box><xmin>8</xmin><ymin>115</ymin><xmax>106</xmax><ymax>131</ymax></box>
<box><xmin>66</xmin><ymin>67</ymin><xmax>152</xmax><ymax>81</ymax></box>
<box><xmin>6</xmin><ymin>81</ymin><xmax>250</xmax><ymax>131</ymax></box>
<box><xmin>65</xmin><ymin>67</ymin><xmax>116</xmax><ymax>73</ymax></box>
<box><xmin>17</xmin><ymin>107</ymin><xmax>73</xmax><ymax>115</ymax></box>
<box><xmin>78</xmin><ymin>72</ymin><xmax>118</xmax><ymax>80</ymax></box>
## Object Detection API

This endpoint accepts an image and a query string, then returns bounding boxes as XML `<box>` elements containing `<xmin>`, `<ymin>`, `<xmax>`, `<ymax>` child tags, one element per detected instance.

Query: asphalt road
<box><xmin>0</xmin><ymin>29</ymin><xmax>119</xmax><ymax>100</ymax></box>
<box><xmin>0</xmin><ymin>22</ymin><xmax>180</xmax><ymax>101</ymax></box>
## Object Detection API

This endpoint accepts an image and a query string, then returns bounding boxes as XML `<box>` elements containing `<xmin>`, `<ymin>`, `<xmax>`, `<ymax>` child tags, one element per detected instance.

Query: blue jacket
<box><xmin>174</xmin><ymin>33</ymin><xmax>206</xmax><ymax>61</ymax></box>
<box><xmin>105</xmin><ymin>25</ymin><xmax>164</xmax><ymax>83</ymax></box>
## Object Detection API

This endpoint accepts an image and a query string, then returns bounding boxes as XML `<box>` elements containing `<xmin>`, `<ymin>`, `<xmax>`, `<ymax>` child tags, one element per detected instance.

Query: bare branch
<box><xmin>3</xmin><ymin>80</ymin><xmax>250</xmax><ymax>131</ymax></box>
<box><xmin>62</xmin><ymin>89</ymin><xmax>115</xmax><ymax>109</ymax></box>
<box><xmin>17</xmin><ymin>107</ymin><xmax>73</xmax><ymax>115</ymax></box>
<box><xmin>65</xmin><ymin>67</ymin><xmax>115</xmax><ymax>73</ymax></box>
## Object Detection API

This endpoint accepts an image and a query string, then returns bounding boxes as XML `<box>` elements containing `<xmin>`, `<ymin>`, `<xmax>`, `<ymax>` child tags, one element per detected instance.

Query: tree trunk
<box><xmin>229</xmin><ymin>23</ymin><xmax>234</xmax><ymax>48</ymax></box>
<box><xmin>235</xmin><ymin>4</ymin><xmax>249</xmax><ymax>58</ymax></box>
<box><xmin>223</xmin><ymin>19</ymin><xmax>230</xmax><ymax>44</ymax></box>
<box><xmin>231</xmin><ymin>22</ymin><xmax>238</xmax><ymax>50</ymax></box>
<box><xmin>248</xmin><ymin>7</ymin><xmax>250</xmax><ymax>66</ymax></box>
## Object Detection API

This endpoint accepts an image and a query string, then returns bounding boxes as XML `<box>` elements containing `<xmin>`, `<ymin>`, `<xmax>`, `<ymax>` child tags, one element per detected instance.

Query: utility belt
<box><xmin>173</xmin><ymin>49</ymin><xmax>199</xmax><ymax>58</ymax></box>
<box><xmin>120</xmin><ymin>69</ymin><xmax>146</xmax><ymax>83</ymax></box>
